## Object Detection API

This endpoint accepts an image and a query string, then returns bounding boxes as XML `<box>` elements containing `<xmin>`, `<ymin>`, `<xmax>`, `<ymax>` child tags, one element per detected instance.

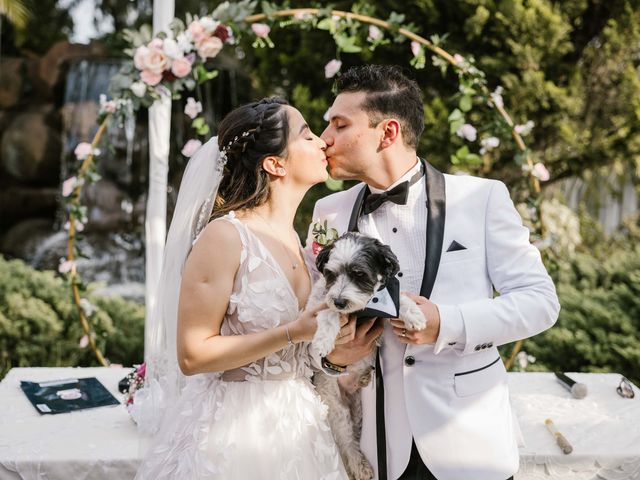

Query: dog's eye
<box><xmin>351</xmin><ymin>270</ymin><xmax>366</xmax><ymax>278</ymax></box>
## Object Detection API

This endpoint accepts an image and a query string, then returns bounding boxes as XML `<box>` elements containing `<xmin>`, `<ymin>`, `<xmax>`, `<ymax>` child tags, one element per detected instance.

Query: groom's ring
<box><xmin>401</xmin><ymin>329</ymin><xmax>407</xmax><ymax>337</ymax></box>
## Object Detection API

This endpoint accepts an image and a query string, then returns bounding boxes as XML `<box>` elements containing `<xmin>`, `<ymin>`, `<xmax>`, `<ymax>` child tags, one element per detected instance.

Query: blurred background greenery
<box><xmin>0</xmin><ymin>0</ymin><xmax>638</xmax><ymax>381</ymax></box>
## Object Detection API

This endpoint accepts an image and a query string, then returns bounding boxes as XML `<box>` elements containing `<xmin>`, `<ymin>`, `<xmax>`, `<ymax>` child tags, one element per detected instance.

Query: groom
<box><xmin>306</xmin><ymin>65</ymin><xmax>560</xmax><ymax>480</ymax></box>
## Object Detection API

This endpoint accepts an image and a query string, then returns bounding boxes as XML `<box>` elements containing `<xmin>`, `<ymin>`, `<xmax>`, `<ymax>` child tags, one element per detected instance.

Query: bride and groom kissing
<box><xmin>134</xmin><ymin>64</ymin><xmax>560</xmax><ymax>480</ymax></box>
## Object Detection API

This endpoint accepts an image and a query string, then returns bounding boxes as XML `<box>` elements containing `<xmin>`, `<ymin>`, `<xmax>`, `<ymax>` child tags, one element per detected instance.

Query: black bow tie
<box><xmin>363</xmin><ymin>182</ymin><xmax>410</xmax><ymax>215</ymax></box>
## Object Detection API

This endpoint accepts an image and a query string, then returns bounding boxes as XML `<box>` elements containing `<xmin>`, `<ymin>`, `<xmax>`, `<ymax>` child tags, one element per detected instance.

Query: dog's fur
<box><xmin>310</xmin><ymin>232</ymin><xmax>426</xmax><ymax>480</ymax></box>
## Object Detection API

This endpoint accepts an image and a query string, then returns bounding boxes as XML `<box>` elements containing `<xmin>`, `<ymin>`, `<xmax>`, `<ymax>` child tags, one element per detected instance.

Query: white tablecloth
<box><xmin>0</xmin><ymin>367</ymin><xmax>144</xmax><ymax>480</ymax></box>
<box><xmin>0</xmin><ymin>369</ymin><xmax>638</xmax><ymax>480</ymax></box>
<box><xmin>510</xmin><ymin>372</ymin><xmax>640</xmax><ymax>480</ymax></box>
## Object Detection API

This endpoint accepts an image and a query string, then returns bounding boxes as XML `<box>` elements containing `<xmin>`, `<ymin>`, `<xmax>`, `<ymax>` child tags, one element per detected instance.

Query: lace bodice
<box><xmin>211</xmin><ymin>212</ymin><xmax>315</xmax><ymax>382</ymax></box>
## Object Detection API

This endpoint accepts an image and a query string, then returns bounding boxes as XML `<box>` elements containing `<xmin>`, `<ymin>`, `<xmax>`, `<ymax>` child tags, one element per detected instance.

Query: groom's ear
<box><xmin>378</xmin><ymin>119</ymin><xmax>401</xmax><ymax>149</ymax></box>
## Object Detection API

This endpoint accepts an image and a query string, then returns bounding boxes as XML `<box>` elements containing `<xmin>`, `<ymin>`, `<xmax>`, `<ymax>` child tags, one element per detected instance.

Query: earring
<box><xmin>277</xmin><ymin>168</ymin><xmax>286</xmax><ymax>175</ymax></box>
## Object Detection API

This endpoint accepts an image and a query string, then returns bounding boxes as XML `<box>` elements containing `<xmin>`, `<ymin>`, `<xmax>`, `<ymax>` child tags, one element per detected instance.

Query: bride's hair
<box><xmin>212</xmin><ymin>97</ymin><xmax>290</xmax><ymax>218</ymax></box>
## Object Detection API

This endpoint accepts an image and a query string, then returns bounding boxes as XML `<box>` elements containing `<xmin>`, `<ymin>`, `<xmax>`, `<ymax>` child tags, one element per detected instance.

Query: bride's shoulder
<box><xmin>191</xmin><ymin>214</ymin><xmax>244</xmax><ymax>259</ymax></box>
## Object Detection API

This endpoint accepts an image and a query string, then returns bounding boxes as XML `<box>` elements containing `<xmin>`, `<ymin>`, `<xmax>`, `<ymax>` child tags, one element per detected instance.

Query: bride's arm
<box><xmin>177</xmin><ymin>220</ymin><xmax>323</xmax><ymax>376</ymax></box>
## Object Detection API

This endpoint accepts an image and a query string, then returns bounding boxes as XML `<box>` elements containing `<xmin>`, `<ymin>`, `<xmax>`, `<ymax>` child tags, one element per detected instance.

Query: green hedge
<box><xmin>0</xmin><ymin>256</ymin><xmax>144</xmax><ymax>379</ymax></box>
<box><xmin>501</xmin><ymin>229</ymin><xmax>640</xmax><ymax>385</ymax></box>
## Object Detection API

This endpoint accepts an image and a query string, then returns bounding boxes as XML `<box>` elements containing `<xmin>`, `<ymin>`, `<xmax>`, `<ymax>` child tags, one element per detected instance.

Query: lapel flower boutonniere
<box><xmin>311</xmin><ymin>219</ymin><xmax>339</xmax><ymax>256</ymax></box>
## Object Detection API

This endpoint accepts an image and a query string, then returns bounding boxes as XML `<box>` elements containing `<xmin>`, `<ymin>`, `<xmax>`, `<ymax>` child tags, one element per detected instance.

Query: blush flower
<box><xmin>197</xmin><ymin>36</ymin><xmax>223</xmax><ymax>60</ymax></box>
<box><xmin>456</xmin><ymin>123</ymin><xmax>477</xmax><ymax>142</ymax></box>
<box><xmin>251</xmin><ymin>23</ymin><xmax>271</xmax><ymax>38</ymax></box>
<box><xmin>181</xmin><ymin>139</ymin><xmax>202</xmax><ymax>157</ymax></box>
<box><xmin>324</xmin><ymin>59</ymin><xmax>342</xmax><ymax>79</ymax></box>
<box><xmin>184</xmin><ymin>97</ymin><xmax>203</xmax><ymax>119</ymax></box>
<box><xmin>531</xmin><ymin>162</ymin><xmax>550</xmax><ymax>181</ymax></box>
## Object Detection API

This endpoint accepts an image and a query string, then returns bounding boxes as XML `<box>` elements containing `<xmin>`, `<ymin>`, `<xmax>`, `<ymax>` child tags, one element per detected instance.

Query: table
<box><xmin>509</xmin><ymin>372</ymin><xmax>640</xmax><ymax>480</ymax></box>
<box><xmin>0</xmin><ymin>367</ymin><xmax>144</xmax><ymax>480</ymax></box>
<box><xmin>0</xmin><ymin>369</ymin><xmax>638</xmax><ymax>479</ymax></box>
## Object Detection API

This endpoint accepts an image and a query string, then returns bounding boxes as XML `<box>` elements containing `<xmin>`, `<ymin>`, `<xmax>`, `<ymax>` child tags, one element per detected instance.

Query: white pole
<box><xmin>145</xmin><ymin>0</ymin><xmax>175</xmax><ymax>359</ymax></box>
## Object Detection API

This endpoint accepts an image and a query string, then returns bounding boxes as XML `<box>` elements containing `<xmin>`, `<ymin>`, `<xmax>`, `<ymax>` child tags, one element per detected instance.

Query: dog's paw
<box><xmin>400</xmin><ymin>295</ymin><xmax>427</xmax><ymax>331</ymax></box>
<box><xmin>312</xmin><ymin>328</ymin><xmax>336</xmax><ymax>357</ymax></box>
<box><xmin>346</xmin><ymin>452</ymin><xmax>374</xmax><ymax>480</ymax></box>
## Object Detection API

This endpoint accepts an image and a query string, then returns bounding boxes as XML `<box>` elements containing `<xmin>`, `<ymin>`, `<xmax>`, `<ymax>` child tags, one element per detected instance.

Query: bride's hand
<box><xmin>288</xmin><ymin>303</ymin><xmax>328</xmax><ymax>343</ymax></box>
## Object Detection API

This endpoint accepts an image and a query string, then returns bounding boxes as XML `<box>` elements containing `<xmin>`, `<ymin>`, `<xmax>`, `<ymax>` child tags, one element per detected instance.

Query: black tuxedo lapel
<box><xmin>347</xmin><ymin>183</ymin><xmax>369</xmax><ymax>233</ymax></box>
<box><xmin>419</xmin><ymin>159</ymin><xmax>446</xmax><ymax>299</ymax></box>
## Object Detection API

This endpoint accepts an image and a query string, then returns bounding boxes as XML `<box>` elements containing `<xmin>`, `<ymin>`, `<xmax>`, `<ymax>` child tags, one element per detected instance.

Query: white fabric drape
<box><xmin>144</xmin><ymin>0</ymin><xmax>175</xmax><ymax>359</ymax></box>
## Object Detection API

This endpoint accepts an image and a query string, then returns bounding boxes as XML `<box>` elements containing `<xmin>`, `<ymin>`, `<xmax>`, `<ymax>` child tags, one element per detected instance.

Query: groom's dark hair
<box><xmin>335</xmin><ymin>65</ymin><xmax>424</xmax><ymax>149</ymax></box>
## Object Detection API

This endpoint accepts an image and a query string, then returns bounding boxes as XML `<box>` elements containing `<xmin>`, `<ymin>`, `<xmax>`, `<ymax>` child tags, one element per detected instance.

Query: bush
<box><xmin>502</xmin><ymin>223</ymin><xmax>640</xmax><ymax>385</ymax></box>
<box><xmin>0</xmin><ymin>256</ymin><xmax>144</xmax><ymax>379</ymax></box>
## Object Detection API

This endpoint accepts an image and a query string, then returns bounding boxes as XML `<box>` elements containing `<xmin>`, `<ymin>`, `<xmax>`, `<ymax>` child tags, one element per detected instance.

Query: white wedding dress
<box><xmin>136</xmin><ymin>213</ymin><xmax>347</xmax><ymax>480</ymax></box>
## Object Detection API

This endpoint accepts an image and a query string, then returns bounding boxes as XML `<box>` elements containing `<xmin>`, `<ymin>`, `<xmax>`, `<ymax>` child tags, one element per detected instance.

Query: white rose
<box><xmin>162</xmin><ymin>38</ymin><xmax>182</xmax><ymax>59</ymax></box>
<box><xmin>130</xmin><ymin>81</ymin><xmax>147</xmax><ymax>98</ymax></box>
<box><xmin>200</xmin><ymin>17</ymin><xmax>219</xmax><ymax>33</ymax></box>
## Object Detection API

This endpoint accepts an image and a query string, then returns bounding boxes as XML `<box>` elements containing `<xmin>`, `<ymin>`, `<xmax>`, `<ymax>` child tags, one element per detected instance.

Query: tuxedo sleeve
<box><xmin>437</xmin><ymin>180</ymin><xmax>560</xmax><ymax>355</ymax></box>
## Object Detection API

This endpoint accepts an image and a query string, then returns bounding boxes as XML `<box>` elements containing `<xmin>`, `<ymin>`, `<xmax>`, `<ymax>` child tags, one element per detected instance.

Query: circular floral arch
<box><xmin>61</xmin><ymin>2</ymin><xmax>546</xmax><ymax>369</ymax></box>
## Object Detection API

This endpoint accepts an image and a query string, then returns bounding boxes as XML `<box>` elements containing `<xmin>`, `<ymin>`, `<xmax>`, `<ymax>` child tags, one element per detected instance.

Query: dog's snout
<box><xmin>333</xmin><ymin>298</ymin><xmax>348</xmax><ymax>309</ymax></box>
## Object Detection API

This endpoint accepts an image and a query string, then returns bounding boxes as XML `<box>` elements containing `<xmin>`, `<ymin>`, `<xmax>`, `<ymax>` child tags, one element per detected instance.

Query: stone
<box><xmin>0</xmin><ymin>57</ymin><xmax>24</xmax><ymax>109</ymax></box>
<box><xmin>0</xmin><ymin>105</ymin><xmax>62</xmax><ymax>184</ymax></box>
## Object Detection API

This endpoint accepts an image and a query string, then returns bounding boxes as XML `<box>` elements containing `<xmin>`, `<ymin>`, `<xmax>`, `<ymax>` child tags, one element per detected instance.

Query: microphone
<box><xmin>554</xmin><ymin>372</ymin><xmax>588</xmax><ymax>399</ymax></box>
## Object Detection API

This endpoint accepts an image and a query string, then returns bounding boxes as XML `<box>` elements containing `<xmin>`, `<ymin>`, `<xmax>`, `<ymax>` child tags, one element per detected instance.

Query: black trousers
<box><xmin>397</xmin><ymin>440</ymin><xmax>514</xmax><ymax>480</ymax></box>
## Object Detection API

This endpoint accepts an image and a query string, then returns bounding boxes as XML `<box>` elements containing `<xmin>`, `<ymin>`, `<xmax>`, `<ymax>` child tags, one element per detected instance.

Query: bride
<box><xmin>134</xmin><ymin>97</ymin><xmax>349</xmax><ymax>479</ymax></box>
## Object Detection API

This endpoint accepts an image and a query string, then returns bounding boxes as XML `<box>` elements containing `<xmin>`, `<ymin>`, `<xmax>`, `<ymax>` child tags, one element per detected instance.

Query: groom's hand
<box><xmin>391</xmin><ymin>293</ymin><xmax>441</xmax><ymax>344</ymax></box>
<box><xmin>326</xmin><ymin>317</ymin><xmax>384</xmax><ymax>366</ymax></box>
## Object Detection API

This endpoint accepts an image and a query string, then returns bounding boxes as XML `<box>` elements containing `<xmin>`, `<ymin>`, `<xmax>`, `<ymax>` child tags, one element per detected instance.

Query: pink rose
<box><xmin>188</xmin><ymin>20</ymin><xmax>208</xmax><ymax>45</ymax></box>
<box><xmin>62</xmin><ymin>176</ymin><xmax>77</xmax><ymax>197</ymax></box>
<box><xmin>251</xmin><ymin>23</ymin><xmax>271</xmax><ymax>38</ymax></box>
<box><xmin>136</xmin><ymin>362</ymin><xmax>147</xmax><ymax>378</ymax></box>
<box><xmin>133</xmin><ymin>46</ymin><xmax>150</xmax><ymax>70</ymax></box>
<box><xmin>171</xmin><ymin>57</ymin><xmax>192</xmax><ymax>78</ymax></box>
<box><xmin>312</xmin><ymin>241</ymin><xmax>323</xmax><ymax>256</ymax></box>
<box><xmin>181</xmin><ymin>139</ymin><xmax>202</xmax><ymax>157</ymax></box>
<box><xmin>74</xmin><ymin>142</ymin><xmax>93</xmax><ymax>160</ymax></box>
<box><xmin>197</xmin><ymin>36</ymin><xmax>223</xmax><ymax>60</ymax></box>
<box><xmin>324</xmin><ymin>59</ymin><xmax>342</xmax><ymax>79</ymax></box>
<box><xmin>140</xmin><ymin>69</ymin><xmax>162</xmax><ymax>86</ymax></box>
<box><xmin>144</xmin><ymin>47</ymin><xmax>170</xmax><ymax>74</ymax></box>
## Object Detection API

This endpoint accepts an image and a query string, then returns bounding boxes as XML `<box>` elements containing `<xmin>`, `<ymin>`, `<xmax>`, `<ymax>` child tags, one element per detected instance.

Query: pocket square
<box><xmin>447</xmin><ymin>240</ymin><xmax>467</xmax><ymax>252</ymax></box>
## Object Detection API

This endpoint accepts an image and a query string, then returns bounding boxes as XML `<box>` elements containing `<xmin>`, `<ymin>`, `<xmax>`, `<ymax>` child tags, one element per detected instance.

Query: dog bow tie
<box><xmin>363</xmin><ymin>182</ymin><xmax>409</xmax><ymax>215</ymax></box>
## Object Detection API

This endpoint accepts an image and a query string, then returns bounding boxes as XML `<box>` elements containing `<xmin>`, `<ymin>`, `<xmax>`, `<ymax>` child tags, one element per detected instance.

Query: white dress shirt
<box><xmin>358</xmin><ymin>160</ymin><xmax>465</xmax><ymax>350</ymax></box>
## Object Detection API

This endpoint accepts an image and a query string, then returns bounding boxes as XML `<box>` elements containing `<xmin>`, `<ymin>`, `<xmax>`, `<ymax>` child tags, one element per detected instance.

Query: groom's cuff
<box><xmin>433</xmin><ymin>304</ymin><xmax>465</xmax><ymax>355</ymax></box>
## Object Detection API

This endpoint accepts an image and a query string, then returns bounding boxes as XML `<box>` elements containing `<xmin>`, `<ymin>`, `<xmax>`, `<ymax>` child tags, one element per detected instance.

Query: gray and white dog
<box><xmin>310</xmin><ymin>232</ymin><xmax>426</xmax><ymax>480</ymax></box>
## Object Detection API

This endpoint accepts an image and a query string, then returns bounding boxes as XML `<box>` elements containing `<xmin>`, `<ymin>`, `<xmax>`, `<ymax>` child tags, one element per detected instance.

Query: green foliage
<box><xmin>0</xmin><ymin>256</ymin><xmax>144</xmax><ymax>380</ymax></box>
<box><xmin>501</xmin><ymin>219</ymin><xmax>640</xmax><ymax>385</ymax></box>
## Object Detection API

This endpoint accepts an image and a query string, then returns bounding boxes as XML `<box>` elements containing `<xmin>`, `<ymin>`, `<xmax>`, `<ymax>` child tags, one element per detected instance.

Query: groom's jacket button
<box><xmin>392</xmin><ymin>227</ymin><xmax>398</xmax><ymax>233</ymax></box>
<box><xmin>372</xmin><ymin>297</ymin><xmax>379</xmax><ymax>303</ymax></box>
<box><xmin>398</xmin><ymin>272</ymin><xmax>403</xmax><ymax>277</ymax></box>
<box><xmin>487</xmin><ymin>342</ymin><xmax>494</xmax><ymax>348</ymax></box>
<box><xmin>404</xmin><ymin>356</ymin><xmax>415</xmax><ymax>366</ymax></box>
<box><xmin>474</xmin><ymin>345</ymin><xmax>482</xmax><ymax>351</ymax></box>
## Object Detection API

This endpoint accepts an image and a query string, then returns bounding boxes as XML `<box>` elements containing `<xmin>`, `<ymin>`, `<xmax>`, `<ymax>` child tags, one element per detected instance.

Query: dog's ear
<box><xmin>377</xmin><ymin>243</ymin><xmax>400</xmax><ymax>281</ymax></box>
<box><xmin>315</xmin><ymin>242</ymin><xmax>335</xmax><ymax>273</ymax></box>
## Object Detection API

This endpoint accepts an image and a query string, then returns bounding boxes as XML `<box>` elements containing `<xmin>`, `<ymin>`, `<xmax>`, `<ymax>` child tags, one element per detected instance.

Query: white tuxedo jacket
<box><xmin>306</xmin><ymin>161</ymin><xmax>560</xmax><ymax>480</ymax></box>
